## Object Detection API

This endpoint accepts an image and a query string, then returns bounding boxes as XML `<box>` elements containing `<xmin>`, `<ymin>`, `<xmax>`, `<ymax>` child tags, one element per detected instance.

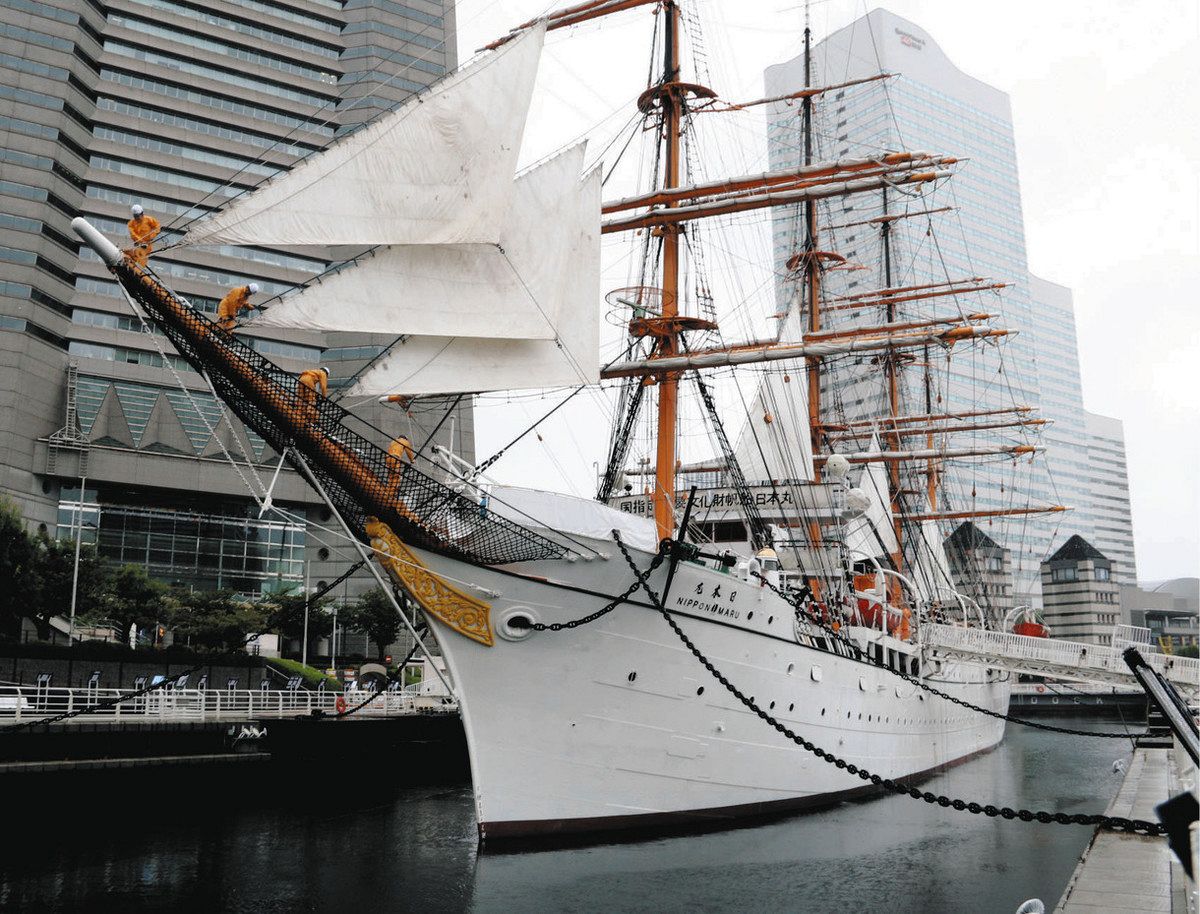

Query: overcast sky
<box><xmin>455</xmin><ymin>0</ymin><xmax>1199</xmax><ymax>581</ymax></box>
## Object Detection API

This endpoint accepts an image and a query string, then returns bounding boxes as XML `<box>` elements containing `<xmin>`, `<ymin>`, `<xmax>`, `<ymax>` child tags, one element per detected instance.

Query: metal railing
<box><xmin>923</xmin><ymin>624</ymin><xmax>1200</xmax><ymax>696</ymax></box>
<box><xmin>0</xmin><ymin>686</ymin><xmax>452</xmax><ymax>724</ymax></box>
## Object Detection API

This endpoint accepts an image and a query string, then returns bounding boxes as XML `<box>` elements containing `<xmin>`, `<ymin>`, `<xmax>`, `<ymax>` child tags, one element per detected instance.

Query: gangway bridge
<box><xmin>922</xmin><ymin>623</ymin><xmax>1199</xmax><ymax>699</ymax></box>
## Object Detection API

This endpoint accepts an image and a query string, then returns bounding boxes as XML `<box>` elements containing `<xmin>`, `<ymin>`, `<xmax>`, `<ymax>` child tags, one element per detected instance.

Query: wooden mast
<box><xmin>880</xmin><ymin>183</ymin><xmax>905</xmax><ymax>566</ymax></box>
<box><xmin>799</xmin><ymin>19</ymin><xmax>825</xmax><ymax>553</ymax></box>
<box><xmin>652</xmin><ymin>0</ymin><xmax>683</xmax><ymax>541</ymax></box>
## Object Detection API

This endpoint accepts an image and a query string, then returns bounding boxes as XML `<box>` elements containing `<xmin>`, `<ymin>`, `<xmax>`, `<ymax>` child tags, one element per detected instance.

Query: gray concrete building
<box><xmin>1041</xmin><ymin>534</ymin><xmax>1120</xmax><ymax>644</ymax></box>
<box><xmin>1121</xmin><ymin>577</ymin><xmax>1199</xmax><ymax>652</ymax></box>
<box><xmin>1</xmin><ymin>0</ymin><xmax>465</xmax><ymax>605</ymax></box>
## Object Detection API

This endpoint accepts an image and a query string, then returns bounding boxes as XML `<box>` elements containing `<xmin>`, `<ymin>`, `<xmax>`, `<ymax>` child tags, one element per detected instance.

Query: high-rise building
<box><xmin>1</xmin><ymin>0</ymin><xmax>465</xmax><ymax>600</ymax></box>
<box><xmin>1085</xmin><ymin>411</ymin><xmax>1137</xmax><ymax>581</ymax></box>
<box><xmin>763</xmin><ymin>10</ymin><xmax>1129</xmax><ymax>605</ymax></box>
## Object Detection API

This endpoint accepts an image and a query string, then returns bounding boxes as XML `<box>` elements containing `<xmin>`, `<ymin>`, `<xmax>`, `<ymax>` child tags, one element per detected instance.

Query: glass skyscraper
<box><xmin>1</xmin><ymin>0</ymin><xmax>467</xmax><ymax>597</ymax></box>
<box><xmin>764</xmin><ymin>9</ymin><xmax>1135</xmax><ymax>604</ymax></box>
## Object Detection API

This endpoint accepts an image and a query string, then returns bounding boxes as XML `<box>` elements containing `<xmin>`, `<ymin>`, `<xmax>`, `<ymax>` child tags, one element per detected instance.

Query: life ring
<box><xmin>335</xmin><ymin>695</ymin><xmax>347</xmax><ymax>714</ymax></box>
<box><xmin>1036</xmin><ymin>686</ymin><xmax>1045</xmax><ymax>693</ymax></box>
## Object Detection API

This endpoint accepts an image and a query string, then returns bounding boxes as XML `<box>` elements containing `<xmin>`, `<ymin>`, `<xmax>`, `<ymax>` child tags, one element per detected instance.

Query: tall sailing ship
<box><xmin>73</xmin><ymin>0</ymin><xmax>1066</xmax><ymax>840</ymax></box>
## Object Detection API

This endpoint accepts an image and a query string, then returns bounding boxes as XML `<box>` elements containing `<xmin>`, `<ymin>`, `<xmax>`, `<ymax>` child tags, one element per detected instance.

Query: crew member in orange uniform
<box><xmin>125</xmin><ymin>204</ymin><xmax>160</xmax><ymax>267</ymax></box>
<box><xmin>216</xmin><ymin>283</ymin><xmax>259</xmax><ymax>331</ymax></box>
<box><xmin>385</xmin><ymin>435</ymin><xmax>416</xmax><ymax>502</ymax></box>
<box><xmin>297</xmin><ymin>366</ymin><xmax>329</xmax><ymax>426</ymax></box>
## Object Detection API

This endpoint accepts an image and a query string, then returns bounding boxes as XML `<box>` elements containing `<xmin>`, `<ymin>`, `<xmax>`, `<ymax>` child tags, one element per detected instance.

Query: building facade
<box><xmin>1040</xmin><ymin>535</ymin><xmax>1120</xmax><ymax>644</ymax></box>
<box><xmin>944</xmin><ymin>521</ymin><xmax>1014</xmax><ymax>623</ymax></box>
<box><xmin>1</xmin><ymin>0</ymin><xmax>466</xmax><ymax>603</ymax></box>
<box><xmin>1085</xmin><ymin>410</ymin><xmax>1137</xmax><ymax>581</ymax></box>
<box><xmin>763</xmin><ymin>9</ymin><xmax>1133</xmax><ymax>606</ymax></box>
<box><xmin>1121</xmin><ymin>578</ymin><xmax>1198</xmax><ymax>652</ymax></box>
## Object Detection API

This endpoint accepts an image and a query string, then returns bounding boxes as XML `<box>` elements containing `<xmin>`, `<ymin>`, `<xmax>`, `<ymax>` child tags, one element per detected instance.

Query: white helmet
<box><xmin>247</xmin><ymin>282</ymin><xmax>260</xmax><ymax>294</ymax></box>
<box><xmin>130</xmin><ymin>204</ymin><xmax>144</xmax><ymax>217</ymax></box>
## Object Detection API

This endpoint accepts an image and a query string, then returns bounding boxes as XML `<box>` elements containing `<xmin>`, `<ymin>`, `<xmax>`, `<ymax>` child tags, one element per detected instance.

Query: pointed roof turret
<box><xmin>1047</xmin><ymin>534</ymin><xmax>1108</xmax><ymax>563</ymax></box>
<box><xmin>945</xmin><ymin>521</ymin><xmax>1001</xmax><ymax>551</ymax></box>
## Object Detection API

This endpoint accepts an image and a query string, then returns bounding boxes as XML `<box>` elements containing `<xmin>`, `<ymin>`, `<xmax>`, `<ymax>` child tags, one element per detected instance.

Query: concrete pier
<box><xmin>1055</xmin><ymin>745</ymin><xmax>1194</xmax><ymax>913</ymax></box>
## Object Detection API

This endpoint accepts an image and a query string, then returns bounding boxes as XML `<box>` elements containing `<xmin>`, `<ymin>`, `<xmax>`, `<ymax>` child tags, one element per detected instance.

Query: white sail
<box><xmin>250</xmin><ymin>146</ymin><xmax>587</xmax><ymax>340</ymax></box>
<box><xmin>183</xmin><ymin>25</ymin><xmax>545</xmax><ymax>247</ymax></box>
<box><xmin>346</xmin><ymin>160</ymin><xmax>602</xmax><ymax>396</ymax></box>
<box><xmin>733</xmin><ymin>300</ymin><xmax>814</xmax><ymax>483</ymax></box>
<box><xmin>844</xmin><ymin>433</ymin><xmax>899</xmax><ymax>559</ymax></box>
<box><xmin>911</xmin><ymin>518</ymin><xmax>957</xmax><ymax>603</ymax></box>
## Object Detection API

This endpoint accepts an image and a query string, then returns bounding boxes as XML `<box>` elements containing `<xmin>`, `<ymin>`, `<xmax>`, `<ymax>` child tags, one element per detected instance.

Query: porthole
<box><xmin>789</xmin><ymin>703</ymin><xmax>794</xmax><ymax>712</ymax></box>
<box><xmin>696</xmin><ymin>686</ymin><xmax>705</xmax><ymax>696</ymax></box>
<box><xmin>787</xmin><ymin>662</ymin><xmax>795</xmax><ymax>675</ymax></box>
<box><xmin>767</xmin><ymin>616</ymin><xmax>774</xmax><ymax>624</ymax></box>
<box><xmin>318</xmin><ymin>547</ymin><xmax>330</xmax><ymax>561</ymax></box>
<box><xmin>628</xmin><ymin>671</ymin><xmax>637</xmax><ymax>682</ymax></box>
<box><xmin>769</xmin><ymin>700</ymin><xmax>776</xmax><ymax>709</ymax></box>
<box><xmin>820</xmin><ymin>707</ymin><xmax>825</xmax><ymax>716</ymax></box>
<box><xmin>747</xmin><ymin>611</ymin><xmax>754</xmax><ymax>620</ymax></box>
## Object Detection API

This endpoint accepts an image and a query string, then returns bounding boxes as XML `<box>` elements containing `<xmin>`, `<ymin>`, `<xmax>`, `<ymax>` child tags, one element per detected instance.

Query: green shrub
<box><xmin>265</xmin><ymin>656</ymin><xmax>339</xmax><ymax>690</ymax></box>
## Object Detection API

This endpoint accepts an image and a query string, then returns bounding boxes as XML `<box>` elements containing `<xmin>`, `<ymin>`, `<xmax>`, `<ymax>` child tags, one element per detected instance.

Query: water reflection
<box><xmin>0</xmin><ymin>719</ymin><xmax>1132</xmax><ymax>913</ymax></box>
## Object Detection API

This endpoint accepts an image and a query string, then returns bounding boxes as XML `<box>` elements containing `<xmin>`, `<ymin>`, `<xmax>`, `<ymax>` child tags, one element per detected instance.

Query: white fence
<box><xmin>0</xmin><ymin>685</ymin><xmax>451</xmax><ymax>724</ymax></box>
<box><xmin>922</xmin><ymin>624</ymin><xmax>1200</xmax><ymax>696</ymax></box>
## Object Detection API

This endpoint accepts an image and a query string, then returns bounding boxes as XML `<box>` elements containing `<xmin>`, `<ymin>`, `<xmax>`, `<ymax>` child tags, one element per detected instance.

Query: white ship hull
<box><xmin>417</xmin><ymin>537</ymin><xmax>1010</xmax><ymax>840</ymax></box>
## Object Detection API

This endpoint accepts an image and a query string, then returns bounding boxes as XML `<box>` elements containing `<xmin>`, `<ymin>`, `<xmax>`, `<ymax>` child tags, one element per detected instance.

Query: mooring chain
<box><xmin>511</xmin><ymin>548</ymin><xmax>668</xmax><ymax>632</ymax></box>
<box><xmin>750</xmin><ymin>572</ymin><xmax>1147</xmax><ymax>741</ymax></box>
<box><xmin>611</xmin><ymin>535</ymin><xmax>1165</xmax><ymax>837</ymax></box>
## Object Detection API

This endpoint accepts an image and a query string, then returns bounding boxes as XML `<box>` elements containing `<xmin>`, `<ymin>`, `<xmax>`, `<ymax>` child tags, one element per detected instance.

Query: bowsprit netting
<box><xmin>111</xmin><ymin>260</ymin><xmax>566</xmax><ymax>567</ymax></box>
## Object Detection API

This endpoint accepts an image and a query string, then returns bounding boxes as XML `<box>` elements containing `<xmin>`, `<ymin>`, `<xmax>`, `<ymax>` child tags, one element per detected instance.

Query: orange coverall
<box><xmin>216</xmin><ymin>286</ymin><xmax>255</xmax><ymax>331</ymax></box>
<box><xmin>297</xmin><ymin>368</ymin><xmax>328</xmax><ymax>425</ymax></box>
<box><xmin>126</xmin><ymin>213</ymin><xmax>161</xmax><ymax>266</ymax></box>
<box><xmin>385</xmin><ymin>436</ymin><xmax>415</xmax><ymax>502</ymax></box>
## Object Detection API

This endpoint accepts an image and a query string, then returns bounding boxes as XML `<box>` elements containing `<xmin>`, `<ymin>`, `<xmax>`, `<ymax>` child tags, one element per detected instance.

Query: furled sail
<box><xmin>249</xmin><ymin>146</ymin><xmax>588</xmax><ymax>340</ymax></box>
<box><xmin>732</xmin><ymin>301</ymin><xmax>814</xmax><ymax>483</ymax></box>
<box><xmin>844</xmin><ymin>434</ymin><xmax>899</xmax><ymax>559</ymax></box>
<box><xmin>345</xmin><ymin>156</ymin><xmax>602</xmax><ymax>396</ymax></box>
<box><xmin>182</xmin><ymin>24</ymin><xmax>546</xmax><ymax>247</ymax></box>
<box><xmin>910</xmin><ymin>518</ymin><xmax>957</xmax><ymax>603</ymax></box>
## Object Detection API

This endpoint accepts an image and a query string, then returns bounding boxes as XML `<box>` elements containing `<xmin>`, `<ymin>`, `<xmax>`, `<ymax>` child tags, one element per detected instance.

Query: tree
<box><xmin>259</xmin><ymin>589</ymin><xmax>335</xmax><ymax>662</ymax></box>
<box><xmin>340</xmin><ymin>587</ymin><xmax>403</xmax><ymax>659</ymax></box>
<box><xmin>97</xmin><ymin>564</ymin><xmax>168</xmax><ymax>643</ymax></box>
<box><xmin>0</xmin><ymin>498</ymin><xmax>37</xmax><ymax>640</ymax></box>
<box><xmin>167</xmin><ymin>590</ymin><xmax>270</xmax><ymax>653</ymax></box>
<box><xmin>31</xmin><ymin>533</ymin><xmax>109</xmax><ymax>641</ymax></box>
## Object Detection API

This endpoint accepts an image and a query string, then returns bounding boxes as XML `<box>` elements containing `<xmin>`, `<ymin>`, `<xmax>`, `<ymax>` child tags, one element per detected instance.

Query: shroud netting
<box><xmin>111</xmin><ymin>261</ymin><xmax>567</xmax><ymax>567</ymax></box>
